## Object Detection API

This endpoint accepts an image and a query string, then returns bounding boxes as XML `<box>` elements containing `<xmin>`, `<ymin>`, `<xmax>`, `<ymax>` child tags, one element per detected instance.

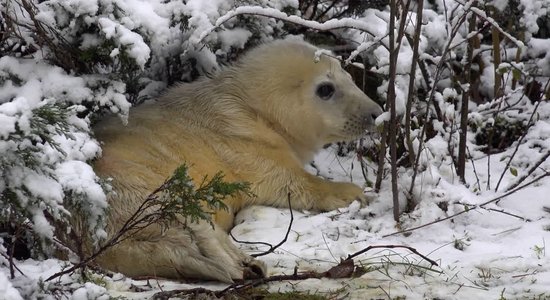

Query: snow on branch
<box><xmin>454</xmin><ymin>0</ymin><xmax>525</xmax><ymax>49</ymax></box>
<box><xmin>345</xmin><ymin>37</ymin><xmax>386</xmax><ymax>64</ymax></box>
<box><xmin>193</xmin><ymin>6</ymin><xmax>379</xmax><ymax>45</ymax></box>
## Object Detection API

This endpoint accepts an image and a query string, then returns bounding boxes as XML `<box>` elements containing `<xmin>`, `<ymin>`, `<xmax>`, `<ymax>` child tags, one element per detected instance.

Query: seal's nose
<box><xmin>371</xmin><ymin>106</ymin><xmax>383</xmax><ymax>120</ymax></box>
<box><xmin>364</xmin><ymin>103</ymin><xmax>384</xmax><ymax>125</ymax></box>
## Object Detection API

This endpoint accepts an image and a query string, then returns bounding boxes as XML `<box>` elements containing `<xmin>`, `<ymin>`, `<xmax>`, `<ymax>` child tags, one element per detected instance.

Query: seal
<box><xmin>91</xmin><ymin>39</ymin><xmax>383</xmax><ymax>282</ymax></box>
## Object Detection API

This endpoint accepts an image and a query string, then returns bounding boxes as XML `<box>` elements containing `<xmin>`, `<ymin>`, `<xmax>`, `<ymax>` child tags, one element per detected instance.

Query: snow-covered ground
<box><xmin>2</xmin><ymin>0</ymin><xmax>550</xmax><ymax>298</ymax></box>
<box><xmin>3</xmin><ymin>144</ymin><xmax>549</xmax><ymax>299</ymax></box>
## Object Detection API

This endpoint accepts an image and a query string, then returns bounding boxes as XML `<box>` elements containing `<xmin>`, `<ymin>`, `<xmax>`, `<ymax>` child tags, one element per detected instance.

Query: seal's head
<box><xmin>233</xmin><ymin>39</ymin><xmax>383</xmax><ymax>156</ymax></box>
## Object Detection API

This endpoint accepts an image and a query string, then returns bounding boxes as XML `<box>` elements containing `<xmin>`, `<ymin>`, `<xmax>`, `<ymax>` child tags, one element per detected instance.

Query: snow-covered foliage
<box><xmin>0</xmin><ymin>0</ymin><xmax>296</xmax><ymax>297</ymax></box>
<box><xmin>0</xmin><ymin>0</ymin><xmax>295</xmax><ymax>248</ymax></box>
<box><xmin>1</xmin><ymin>0</ymin><xmax>550</xmax><ymax>298</ymax></box>
<box><xmin>0</xmin><ymin>57</ymin><xmax>118</xmax><ymax>244</ymax></box>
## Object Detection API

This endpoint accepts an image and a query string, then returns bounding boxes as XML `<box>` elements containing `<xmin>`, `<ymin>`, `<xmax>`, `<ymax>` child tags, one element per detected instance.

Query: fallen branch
<box><xmin>484</xmin><ymin>208</ymin><xmax>531</xmax><ymax>222</ymax></box>
<box><xmin>384</xmin><ymin>171</ymin><xmax>550</xmax><ymax>238</ymax></box>
<box><xmin>152</xmin><ymin>271</ymin><xmax>325</xmax><ymax>300</ymax></box>
<box><xmin>347</xmin><ymin>244</ymin><xmax>438</xmax><ymax>266</ymax></box>
<box><xmin>152</xmin><ymin>244</ymin><xmax>436</xmax><ymax>299</ymax></box>
<box><xmin>504</xmin><ymin>151</ymin><xmax>550</xmax><ymax>192</ymax></box>
<box><xmin>495</xmin><ymin>100</ymin><xmax>543</xmax><ymax>192</ymax></box>
<box><xmin>460</xmin><ymin>203</ymin><xmax>531</xmax><ymax>221</ymax></box>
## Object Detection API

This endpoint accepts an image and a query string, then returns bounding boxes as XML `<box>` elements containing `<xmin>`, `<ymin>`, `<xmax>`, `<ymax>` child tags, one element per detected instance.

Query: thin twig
<box><xmin>461</xmin><ymin>202</ymin><xmax>531</xmax><ymax>221</ymax></box>
<box><xmin>404</xmin><ymin>0</ymin><xmax>424</xmax><ymax>169</ymax></box>
<box><xmin>45</xmin><ymin>182</ymin><xmax>169</xmax><ymax>282</ymax></box>
<box><xmin>0</xmin><ymin>252</ymin><xmax>26</xmax><ymax>277</ymax></box>
<box><xmin>375</xmin><ymin>122</ymin><xmax>389</xmax><ymax>192</ymax></box>
<box><xmin>230</xmin><ymin>192</ymin><xmax>294</xmax><ymax>257</ymax></box>
<box><xmin>152</xmin><ymin>243</ymin><xmax>436</xmax><ymax>299</ymax></box>
<box><xmin>457</xmin><ymin>12</ymin><xmax>476</xmax><ymax>182</ymax></box>
<box><xmin>466</xmin><ymin>147</ymin><xmax>482</xmax><ymax>191</ymax></box>
<box><xmin>346</xmin><ymin>244</ymin><xmax>438</xmax><ymax>266</ymax></box>
<box><xmin>384</xmin><ymin>171</ymin><xmax>550</xmax><ymax>237</ymax></box>
<box><xmin>484</xmin><ymin>208</ymin><xmax>531</xmax><ymax>221</ymax></box>
<box><xmin>504</xmin><ymin>151</ymin><xmax>550</xmax><ymax>192</ymax></box>
<box><xmin>408</xmin><ymin>4</ymin><xmax>471</xmax><ymax>197</ymax></box>
<box><xmin>315</xmin><ymin>0</ymin><xmax>337</xmax><ymax>21</ymax></box>
<box><xmin>495</xmin><ymin>100</ymin><xmax>543</xmax><ymax>191</ymax></box>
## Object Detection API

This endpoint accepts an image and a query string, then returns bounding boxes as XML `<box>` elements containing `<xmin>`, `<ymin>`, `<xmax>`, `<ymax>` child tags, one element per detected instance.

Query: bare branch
<box><xmin>152</xmin><ymin>243</ymin><xmax>437</xmax><ymax>299</ymax></box>
<box><xmin>408</xmin><ymin>4</ymin><xmax>472</xmax><ymax>197</ymax></box>
<box><xmin>384</xmin><ymin>171</ymin><xmax>550</xmax><ymax>238</ymax></box>
<box><xmin>457</xmin><ymin>13</ymin><xmax>476</xmax><ymax>182</ymax></box>
<box><xmin>453</xmin><ymin>0</ymin><xmax>525</xmax><ymax>49</ymax></box>
<box><xmin>505</xmin><ymin>151</ymin><xmax>550</xmax><ymax>192</ymax></box>
<box><xmin>346</xmin><ymin>244</ymin><xmax>438</xmax><ymax>266</ymax></box>
<box><xmin>387</xmin><ymin>0</ymin><xmax>401</xmax><ymax>221</ymax></box>
<box><xmin>483</xmin><ymin>208</ymin><xmax>531</xmax><ymax>221</ymax></box>
<box><xmin>404</xmin><ymin>0</ymin><xmax>424</xmax><ymax>169</ymax></box>
<box><xmin>375</xmin><ymin>123</ymin><xmax>389</xmax><ymax>193</ymax></box>
<box><xmin>495</xmin><ymin>100</ymin><xmax>543</xmax><ymax>191</ymax></box>
<box><xmin>0</xmin><ymin>251</ymin><xmax>26</xmax><ymax>278</ymax></box>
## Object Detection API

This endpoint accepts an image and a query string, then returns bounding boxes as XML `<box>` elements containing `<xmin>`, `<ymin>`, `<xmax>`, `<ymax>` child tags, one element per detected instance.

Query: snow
<box><xmin>2</xmin><ymin>0</ymin><xmax>550</xmax><ymax>298</ymax></box>
<box><xmin>217</xmin><ymin>28</ymin><xmax>253</xmax><ymax>52</ymax></box>
<box><xmin>0</xmin><ymin>35</ymin><xmax>126</xmax><ymax>253</ymax></box>
<box><xmin>185</xmin><ymin>0</ymin><xmax>234</xmax><ymax>45</ymax></box>
<box><xmin>195</xmin><ymin>6</ymin><xmax>384</xmax><ymax>45</ymax></box>
<box><xmin>491</xmin><ymin>0</ymin><xmax>510</xmax><ymax>11</ymax></box>
<box><xmin>71</xmin><ymin>283</ymin><xmax>109</xmax><ymax>300</ymax></box>
<box><xmin>0</xmin><ymin>271</ymin><xmax>24</xmax><ymax>300</ymax></box>
<box><xmin>56</xmin><ymin>161</ymin><xmax>108</xmax><ymax>237</ymax></box>
<box><xmin>520</xmin><ymin>0</ymin><xmax>550</xmax><ymax>38</ymax></box>
<box><xmin>0</xmin><ymin>114</ymin><xmax>16</xmax><ymax>139</ymax></box>
<box><xmin>528</xmin><ymin>38</ymin><xmax>550</xmax><ymax>75</ymax></box>
<box><xmin>3</xmin><ymin>140</ymin><xmax>550</xmax><ymax>299</ymax></box>
<box><xmin>98</xmin><ymin>17</ymin><xmax>151</xmax><ymax>68</ymax></box>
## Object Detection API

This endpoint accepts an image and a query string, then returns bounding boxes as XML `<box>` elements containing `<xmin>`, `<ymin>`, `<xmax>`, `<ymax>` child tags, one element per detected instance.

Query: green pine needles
<box><xmin>157</xmin><ymin>164</ymin><xmax>249</xmax><ymax>227</ymax></box>
<box><xmin>43</xmin><ymin>164</ymin><xmax>251</xmax><ymax>283</ymax></box>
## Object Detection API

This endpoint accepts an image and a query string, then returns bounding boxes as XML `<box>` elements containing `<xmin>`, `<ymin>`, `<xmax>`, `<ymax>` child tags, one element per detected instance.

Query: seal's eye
<box><xmin>316</xmin><ymin>83</ymin><xmax>335</xmax><ymax>100</ymax></box>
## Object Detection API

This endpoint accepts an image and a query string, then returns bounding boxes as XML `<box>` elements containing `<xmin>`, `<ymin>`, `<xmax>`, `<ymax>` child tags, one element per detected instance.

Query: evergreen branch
<box><xmin>45</xmin><ymin>164</ymin><xmax>247</xmax><ymax>282</ymax></box>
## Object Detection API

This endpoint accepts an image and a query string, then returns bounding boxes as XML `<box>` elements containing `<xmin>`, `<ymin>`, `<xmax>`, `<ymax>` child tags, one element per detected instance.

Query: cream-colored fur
<box><xmin>91</xmin><ymin>40</ymin><xmax>382</xmax><ymax>282</ymax></box>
